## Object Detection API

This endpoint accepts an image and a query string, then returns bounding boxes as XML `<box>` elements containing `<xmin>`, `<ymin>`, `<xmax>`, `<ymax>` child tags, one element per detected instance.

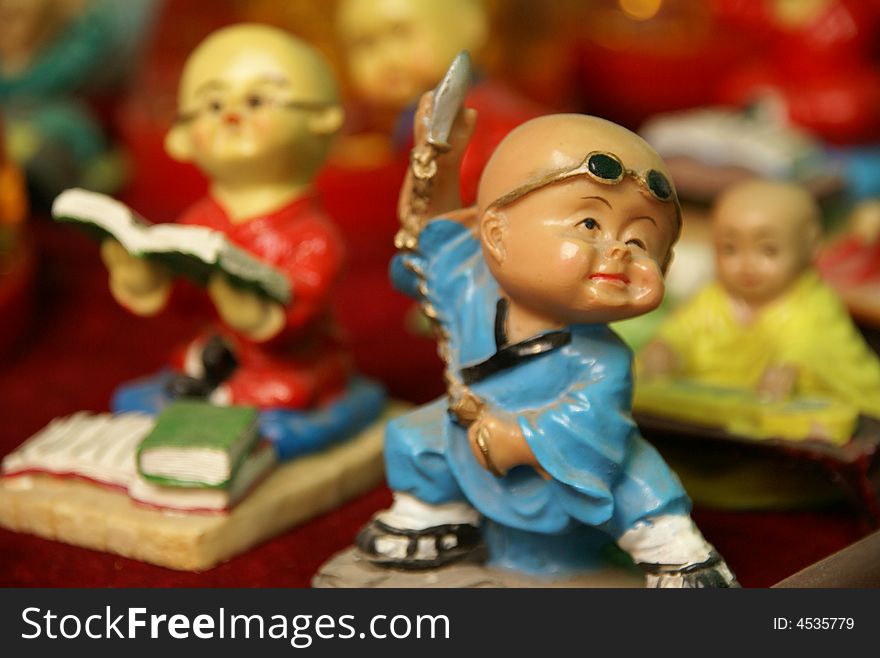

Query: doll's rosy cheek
<box><xmin>558</xmin><ymin>240</ymin><xmax>582</xmax><ymax>265</ymax></box>
<box><xmin>191</xmin><ymin>124</ymin><xmax>214</xmax><ymax>151</ymax></box>
<box><xmin>553</xmin><ymin>241</ymin><xmax>589</xmax><ymax>283</ymax></box>
<box><xmin>251</xmin><ymin>110</ymin><xmax>279</xmax><ymax>133</ymax></box>
<box><xmin>628</xmin><ymin>258</ymin><xmax>663</xmax><ymax>293</ymax></box>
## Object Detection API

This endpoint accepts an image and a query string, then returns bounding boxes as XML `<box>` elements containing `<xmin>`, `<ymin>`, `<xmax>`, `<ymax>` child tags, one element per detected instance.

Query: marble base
<box><xmin>313</xmin><ymin>546</ymin><xmax>645</xmax><ymax>588</ymax></box>
<box><xmin>0</xmin><ymin>403</ymin><xmax>407</xmax><ymax>571</ymax></box>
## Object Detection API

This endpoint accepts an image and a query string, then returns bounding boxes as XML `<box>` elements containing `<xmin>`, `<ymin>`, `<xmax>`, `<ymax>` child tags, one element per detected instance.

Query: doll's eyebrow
<box><xmin>193</xmin><ymin>79</ymin><xmax>226</xmax><ymax>97</ymax></box>
<box><xmin>582</xmin><ymin>195</ymin><xmax>612</xmax><ymax>209</ymax></box>
<box><xmin>627</xmin><ymin>215</ymin><xmax>657</xmax><ymax>227</ymax></box>
<box><xmin>253</xmin><ymin>74</ymin><xmax>290</xmax><ymax>87</ymax></box>
<box><xmin>752</xmin><ymin>227</ymin><xmax>779</xmax><ymax>241</ymax></box>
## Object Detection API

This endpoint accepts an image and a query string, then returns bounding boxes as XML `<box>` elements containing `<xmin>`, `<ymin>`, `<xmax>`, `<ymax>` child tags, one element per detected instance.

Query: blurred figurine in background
<box><xmin>716</xmin><ymin>0</ymin><xmax>880</xmax><ymax>147</ymax></box>
<box><xmin>335</xmin><ymin>0</ymin><xmax>543</xmax><ymax>205</ymax></box>
<box><xmin>352</xmin><ymin>68</ymin><xmax>737</xmax><ymax>586</ymax></box>
<box><xmin>0</xmin><ymin>25</ymin><xmax>387</xmax><ymax>571</ymax></box>
<box><xmin>0</xmin><ymin>0</ymin><xmax>127</xmax><ymax>202</ymax></box>
<box><xmin>715</xmin><ymin>0</ymin><xmax>880</xmax><ymax>200</ymax></box>
<box><xmin>638</xmin><ymin>179</ymin><xmax>880</xmax><ymax>442</ymax></box>
<box><xmin>105</xmin><ymin>24</ymin><xmax>384</xmax><ymax>453</ymax></box>
<box><xmin>0</xmin><ymin>115</ymin><xmax>27</xmax><ymax>230</ymax></box>
<box><xmin>0</xmin><ymin>112</ymin><xmax>34</xmax><ymax>357</ymax></box>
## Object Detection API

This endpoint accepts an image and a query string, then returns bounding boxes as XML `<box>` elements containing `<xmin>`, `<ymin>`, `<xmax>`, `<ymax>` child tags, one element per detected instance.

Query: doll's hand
<box><xmin>207</xmin><ymin>273</ymin><xmax>285</xmax><ymax>342</ymax></box>
<box><xmin>101</xmin><ymin>238</ymin><xmax>172</xmax><ymax>316</ymax></box>
<box><xmin>467</xmin><ymin>412</ymin><xmax>548</xmax><ymax>478</ymax></box>
<box><xmin>757</xmin><ymin>363</ymin><xmax>799</xmax><ymax>402</ymax></box>
<box><xmin>398</xmin><ymin>91</ymin><xmax>478</xmax><ymax>223</ymax></box>
<box><xmin>638</xmin><ymin>339</ymin><xmax>680</xmax><ymax>379</ymax></box>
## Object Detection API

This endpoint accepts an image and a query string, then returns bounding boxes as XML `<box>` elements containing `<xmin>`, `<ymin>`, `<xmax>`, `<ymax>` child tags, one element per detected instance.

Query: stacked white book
<box><xmin>2</xmin><ymin>411</ymin><xmax>276</xmax><ymax>513</ymax></box>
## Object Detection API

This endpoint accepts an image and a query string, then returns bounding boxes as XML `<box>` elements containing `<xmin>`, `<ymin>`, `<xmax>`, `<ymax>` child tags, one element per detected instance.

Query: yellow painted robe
<box><xmin>645</xmin><ymin>270</ymin><xmax>880</xmax><ymax>418</ymax></box>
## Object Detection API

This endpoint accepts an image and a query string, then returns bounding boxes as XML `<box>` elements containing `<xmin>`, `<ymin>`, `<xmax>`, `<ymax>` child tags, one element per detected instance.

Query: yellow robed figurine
<box><xmin>637</xmin><ymin>179</ymin><xmax>880</xmax><ymax>444</ymax></box>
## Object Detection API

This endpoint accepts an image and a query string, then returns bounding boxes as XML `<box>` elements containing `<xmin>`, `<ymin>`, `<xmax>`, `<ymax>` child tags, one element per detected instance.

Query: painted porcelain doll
<box><xmin>0</xmin><ymin>0</ymin><xmax>124</xmax><ymax>201</ymax></box>
<box><xmin>0</xmin><ymin>25</ymin><xmax>388</xmax><ymax>571</ymax></box>
<box><xmin>639</xmin><ymin>179</ymin><xmax>880</xmax><ymax>431</ymax></box>
<box><xmin>354</xmin><ymin>84</ymin><xmax>738</xmax><ymax>587</ymax></box>
<box><xmin>105</xmin><ymin>24</ymin><xmax>384</xmax><ymax>455</ymax></box>
<box><xmin>334</xmin><ymin>0</ymin><xmax>543</xmax><ymax>206</ymax></box>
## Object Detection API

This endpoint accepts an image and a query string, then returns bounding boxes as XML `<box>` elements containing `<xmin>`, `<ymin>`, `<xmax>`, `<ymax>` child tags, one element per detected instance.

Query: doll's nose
<box><xmin>605</xmin><ymin>241</ymin><xmax>631</xmax><ymax>261</ymax></box>
<box><xmin>223</xmin><ymin>112</ymin><xmax>242</xmax><ymax>126</ymax></box>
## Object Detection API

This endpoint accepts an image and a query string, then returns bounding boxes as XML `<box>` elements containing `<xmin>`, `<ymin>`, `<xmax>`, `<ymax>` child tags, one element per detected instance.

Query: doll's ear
<box><xmin>164</xmin><ymin>124</ymin><xmax>193</xmax><ymax>163</ymax></box>
<box><xmin>308</xmin><ymin>105</ymin><xmax>345</xmax><ymax>136</ymax></box>
<box><xmin>481</xmin><ymin>209</ymin><xmax>507</xmax><ymax>264</ymax></box>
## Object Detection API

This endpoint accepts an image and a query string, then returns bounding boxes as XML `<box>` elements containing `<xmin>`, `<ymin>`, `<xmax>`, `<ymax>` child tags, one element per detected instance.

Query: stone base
<box><xmin>0</xmin><ymin>404</ymin><xmax>407</xmax><ymax>572</ymax></box>
<box><xmin>312</xmin><ymin>546</ymin><xmax>645</xmax><ymax>588</ymax></box>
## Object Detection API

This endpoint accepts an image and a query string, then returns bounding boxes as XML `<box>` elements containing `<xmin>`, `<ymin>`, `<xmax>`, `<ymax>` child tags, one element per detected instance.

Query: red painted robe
<box><xmin>173</xmin><ymin>193</ymin><xmax>351</xmax><ymax>409</ymax></box>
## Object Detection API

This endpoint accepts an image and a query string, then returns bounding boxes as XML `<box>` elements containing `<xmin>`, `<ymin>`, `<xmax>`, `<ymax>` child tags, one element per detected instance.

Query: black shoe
<box><xmin>356</xmin><ymin>518</ymin><xmax>486</xmax><ymax>570</ymax></box>
<box><xmin>165</xmin><ymin>374</ymin><xmax>215</xmax><ymax>399</ymax></box>
<box><xmin>201</xmin><ymin>335</ymin><xmax>238</xmax><ymax>386</ymax></box>
<box><xmin>640</xmin><ymin>551</ymin><xmax>740</xmax><ymax>588</ymax></box>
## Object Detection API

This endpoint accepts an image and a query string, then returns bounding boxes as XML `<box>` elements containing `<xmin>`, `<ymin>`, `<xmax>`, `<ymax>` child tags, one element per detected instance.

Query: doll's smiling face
<box><xmin>482</xmin><ymin>176</ymin><xmax>676</xmax><ymax>325</ymax></box>
<box><xmin>712</xmin><ymin>179</ymin><xmax>820</xmax><ymax>308</ymax></box>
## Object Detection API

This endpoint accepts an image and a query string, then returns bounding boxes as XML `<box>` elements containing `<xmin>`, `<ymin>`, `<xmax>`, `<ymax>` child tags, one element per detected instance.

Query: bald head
<box><xmin>336</xmin><ymin>0</ymin><xmax>487</xmax><ymax>110</ymax></box>
<box><xmin>477</xmin><ymin>114</ymin><xmax>677</xmax><ymax>217</ymax></box>
<box><xmin>712</xmin><ymin>179</ymin><xmax>822</xmax><ymax>305</ymax></box>
<box><xmin>713</xmin><ymin>179</ymin><xmax>820</xmax><ymax>237</ymax></box>
<box><xmin>166</xmin><ymin>24</ymin><xmax>344</xmax><ymax>185</ymax></box>
<box><xmin>178</xmin><ymin>24</ymin><xmax>339</xmax><ymax>108</ymax></box>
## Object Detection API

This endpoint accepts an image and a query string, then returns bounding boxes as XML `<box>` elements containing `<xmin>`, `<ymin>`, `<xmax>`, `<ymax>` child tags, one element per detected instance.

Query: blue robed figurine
<box><xmin>355</xmin><ymin>76</ymin><xmax>738</xmax><ymax>587</ymax></box>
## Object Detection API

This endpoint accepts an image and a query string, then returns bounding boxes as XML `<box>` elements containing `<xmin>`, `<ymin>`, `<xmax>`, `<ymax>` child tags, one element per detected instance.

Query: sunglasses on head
<box><xmin>486</xmin><ymin>151</ymin><xmax>676</xmax><ymax>212</ymax></box>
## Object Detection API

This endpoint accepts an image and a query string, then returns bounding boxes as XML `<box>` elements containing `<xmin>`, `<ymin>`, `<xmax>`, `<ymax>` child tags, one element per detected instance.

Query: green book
<box><xmin>137</xmin><ymin>401</ymin><xmax>260</xmax><ymax>489</ymax></box>
<box><xmin>51</xmin><ymin>188</ymin><xmax>291</xmax><ymax>305</ymax></box>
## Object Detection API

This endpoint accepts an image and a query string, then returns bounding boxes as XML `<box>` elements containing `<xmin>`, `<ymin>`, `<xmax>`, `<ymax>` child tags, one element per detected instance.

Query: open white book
<box><xmin>52</xmin><ymin>188</ymin><xmax>291</xmax><ymax>305</ymax></box>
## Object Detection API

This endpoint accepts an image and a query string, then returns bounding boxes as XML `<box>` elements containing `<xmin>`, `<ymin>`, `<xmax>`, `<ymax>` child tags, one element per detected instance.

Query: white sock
<box><xmin>376</xmin><ymin>492</ymin><xmax>480</xmax><ymax>530</ymax></box>
<box><xmin>208</xmin><ymin>384</ymin><xmax>231</xmax><ymax>406</ymax></box>
<box><xmin>617</xmin><ymin>515</ymin><xmax>714</xmax><ymax>567</ymax></box>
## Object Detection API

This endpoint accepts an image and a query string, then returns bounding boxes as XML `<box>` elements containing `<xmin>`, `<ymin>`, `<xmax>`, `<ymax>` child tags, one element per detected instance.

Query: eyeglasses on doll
<box><xmin>175</xmin><ymin>92</ymin><xmax>331</xmax><ymax>124</ymax></box>
<box><xmin>486</xmin><ymin>151</ymin><xmax>677</xmax><ymax>212</ymax></box>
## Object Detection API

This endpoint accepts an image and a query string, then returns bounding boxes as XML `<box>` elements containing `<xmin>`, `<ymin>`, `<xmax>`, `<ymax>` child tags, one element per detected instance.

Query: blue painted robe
<box><xmin>387</xmin><ymin>219</ymin><xmax>689</xmax><ymax>540</ymax></box>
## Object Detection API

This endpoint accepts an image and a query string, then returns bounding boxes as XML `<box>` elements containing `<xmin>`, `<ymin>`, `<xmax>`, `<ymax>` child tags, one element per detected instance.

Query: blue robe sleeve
<box><xmin>390</xmin><ymin>219</ymin><xmax>471</xmax><ymax>299</ymax></box>
<box><xmin>389</xmin><ymin>219</ymin><xmax>489</xmax><ymax>344</ymax></box>
<box><xmin>517</xmin><ymin>337</ymin><xmax>639</xmax><ymax>527</ymax></box>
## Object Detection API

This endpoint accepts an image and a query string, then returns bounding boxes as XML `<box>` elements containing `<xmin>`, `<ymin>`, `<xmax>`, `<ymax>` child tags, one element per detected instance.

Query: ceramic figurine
<box><xmin>0</xmin><ymin>114</ymin><xmax>26</xmax><ymax>228</ymax></box>
<box><xmin>638</xmin><ymin>179</ymin><xmax>880</xmax><ymax>441</ymax></box>
<box><xmin>0</xmin><ymin>0</ymin><xmax>126</xmax><ymax>202</ymax></box>
<box><xmin>334</xmin><ymin>0</ymin><xmax>543</xmax><ymax>205</ymax></box>
<box><xmin>716</xmin><ymin>0</ymin><xmax>880</xmax><ymax>147</ymax></box>
<box><xmin>0</xmin><ymin>113</ymin><xmax>33</xmax><ymax>357</ymax></box>
<box><xmin>105</xmin><ymin>24</ymin><xmax>385</xmax><ymax>447</ymax></box>
<box><xmin>341</xmin><ymin>56</ymin><xmax>738</xmax><ymax>587</ymax></box>
<box><xmin>0</xmin><ymin>25</ymin><xmax>389</xmax><ymax>571</ymax></box>
<box><xmin>715</xmin><ymin>0</ymin><xmax>880</xmax><ymax>200</ymax></box>
<box><xmin>639</xmin><ymin>106</ymin><xmax>845</xmax><ymax>203</ymax></box>
<box><xmin>110</xmin><ymin>24</ymin><xmax>348</xmax><ymax>406</ymax></box>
